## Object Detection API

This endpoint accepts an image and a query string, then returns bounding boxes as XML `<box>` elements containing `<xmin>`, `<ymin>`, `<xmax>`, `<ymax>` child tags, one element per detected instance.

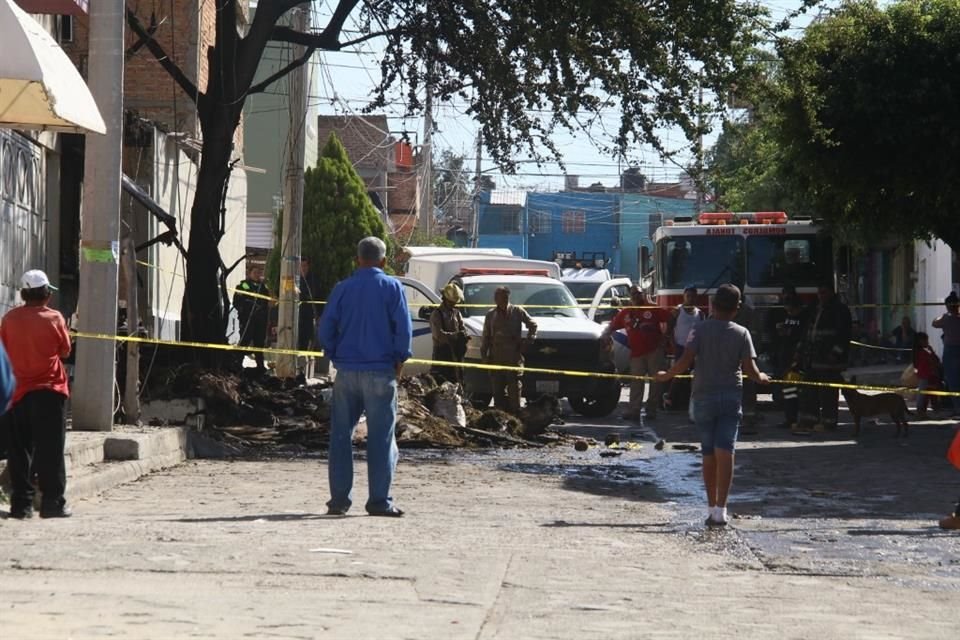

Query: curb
<box><xmin>1</xmin><ymin>427</ymin><xmax>191</xmax><ymax>507</ymax></box>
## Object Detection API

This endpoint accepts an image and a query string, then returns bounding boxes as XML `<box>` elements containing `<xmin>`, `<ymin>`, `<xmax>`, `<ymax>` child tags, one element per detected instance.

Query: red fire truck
<box><xmin>644</xmin><ymin>211</ymin><xmax>834</xmax><ymax>354</ymax></box>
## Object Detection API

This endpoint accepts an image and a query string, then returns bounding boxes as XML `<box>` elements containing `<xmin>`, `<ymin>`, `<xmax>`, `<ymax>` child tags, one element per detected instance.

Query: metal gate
<box><xmin>0</xmin><ymin>129</ymin><xmax>46</xmax><ymax>315</ymax></box>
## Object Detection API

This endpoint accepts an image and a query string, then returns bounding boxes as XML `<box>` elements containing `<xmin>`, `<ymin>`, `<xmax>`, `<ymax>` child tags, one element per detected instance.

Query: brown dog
<box><xmin>840</xmin><ymin>381</ymin><xmax>910</xmax><ymax>437</ymax></box>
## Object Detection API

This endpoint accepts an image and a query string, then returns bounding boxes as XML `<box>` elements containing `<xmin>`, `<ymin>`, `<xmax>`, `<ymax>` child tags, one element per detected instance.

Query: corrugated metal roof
<box><xmin>246</xmin><ymin>212</ymin><xmax>274</xmax><ymax>249</ymax></box>
<box><xmin>490</xmin><ymin>190</ymin><xmax>527</xmax><ymax>206</ymax></box>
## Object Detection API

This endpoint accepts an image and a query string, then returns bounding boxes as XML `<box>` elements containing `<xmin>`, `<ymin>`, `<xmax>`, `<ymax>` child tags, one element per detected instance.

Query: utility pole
<box><xmin>470</xmin><ymin>133</ymin><xmax>482</xmax><ymax>248</ymax></box>
<box><xmin>275</xmin><ymin>3</ymin><xmax>310</xmax><ymax>379</ymax></box>
<box><xmin>73</xmin><ymin>0</ymin><xmax>124</xmax><ymax>431</ymax></box>
<box><xmin>695</xmin><ymin>82</ymin><xmax>705</xmax><ymax>213</ymax></box>
<box><xmin>418</xmin><ymin>71</ymin><xmax>434</xmax><ymax>236</ymax></box>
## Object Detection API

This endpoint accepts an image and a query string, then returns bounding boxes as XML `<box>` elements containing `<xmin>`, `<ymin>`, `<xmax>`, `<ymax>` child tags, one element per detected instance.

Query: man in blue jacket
<box><xmin>318</xmin><ymin>237</ymin><xmax>412</xmax><ymax>517</ymax></box>
<box><xmin>0</xmin><ymin>341</ymin><xmax>13</xmax><ymax>414</ymax></box>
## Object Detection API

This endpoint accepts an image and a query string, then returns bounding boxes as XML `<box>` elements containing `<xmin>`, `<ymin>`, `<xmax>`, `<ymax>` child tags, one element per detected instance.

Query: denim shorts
<box><xmin>693</xmin><ymin>389</ymin><xmax>742</xmax><ymax>455</ymax></box>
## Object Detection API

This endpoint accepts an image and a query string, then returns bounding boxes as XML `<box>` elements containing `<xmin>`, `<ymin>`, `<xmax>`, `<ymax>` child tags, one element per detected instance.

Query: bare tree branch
<box><xmin>339</xmin><ymin>28</ymin><xmax>402</xmax><ymax>49</ymax></box>
<box><xmin>268</xmin><ymin>0</ymin><xmax>367</xmax><ymax>49</ymax></box>
<box><xmin>269</xmin><ymin>25</ymin><xmax>399</xmax><ymax>49</ymax></box>
<box><xmin>247</xmin><ymin>47</ymin><xmax>316</xmax><ymax>95</ymax></box>
<box><xmin>125</xmin><ymin>6</ymin><xmax>203</xmax><ymax>106</ymax></box>
<box><xmin>271</xmin><ymin>25</ymin><xmax>338</xmax><ymax>49</ymax></box>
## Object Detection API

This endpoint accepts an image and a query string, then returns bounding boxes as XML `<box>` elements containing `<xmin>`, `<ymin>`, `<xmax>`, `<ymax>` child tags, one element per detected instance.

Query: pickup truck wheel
<box><xmin>569</xmin><ymin>381</ymin><xmax>621</xmax><ymax>418</ymax></box>
<box><xmin>468</xmin><ymin>392</ymin><xmax>493</xmax><ymax>410</ymax></box>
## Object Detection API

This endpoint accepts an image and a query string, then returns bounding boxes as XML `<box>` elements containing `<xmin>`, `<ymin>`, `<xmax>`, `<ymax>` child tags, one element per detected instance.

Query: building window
<box><xmin>530</xmin><ymin>210</ymin><xmax>552</xmax><ymax>233</ymax></box>
<box><xmin>58</xmin><ymin>15</ymin><xmax>73</xmax><ymax>44</ymax></box>
<box><xmin>562</xmin><ymin>210</ymin><xmax>586</xmax><ymax>234</ymax></box>
<box><xmin>501</xmin><ymin>209</ymin><xmax>520</xmax><ymax>233</ymax></box>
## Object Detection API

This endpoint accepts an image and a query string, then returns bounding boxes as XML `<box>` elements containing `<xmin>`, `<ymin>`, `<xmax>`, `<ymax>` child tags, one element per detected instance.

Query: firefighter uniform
<box><xmin>481</xmin><ymin>304</ymin><xmax>537</xmax><ymax>414</ymax></box>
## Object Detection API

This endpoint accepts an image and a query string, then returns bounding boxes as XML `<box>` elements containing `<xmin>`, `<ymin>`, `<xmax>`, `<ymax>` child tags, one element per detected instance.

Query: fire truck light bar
<box><xmin>459</xmin><ymin>268</ymin><xmax>552</xmax><ymax>277</ymax></box>
<box><xmin>697</xmin><ymin>211</ymin><xmax>788</xmax><ymax>225</ymax></box>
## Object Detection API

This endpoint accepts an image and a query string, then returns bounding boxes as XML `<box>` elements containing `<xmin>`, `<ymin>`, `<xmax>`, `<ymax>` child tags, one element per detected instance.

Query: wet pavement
<box><xmin>434</xmin><ymin>389</ymin><xmax>960</xmax><ymax>593</ymax></box>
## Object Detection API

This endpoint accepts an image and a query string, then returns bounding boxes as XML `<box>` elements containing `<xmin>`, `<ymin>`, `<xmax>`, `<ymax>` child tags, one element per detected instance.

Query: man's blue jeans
<box><xmin>328</xmin><ymin>369</ymin><xmax>399</xmax><ymax>514</ymax></box>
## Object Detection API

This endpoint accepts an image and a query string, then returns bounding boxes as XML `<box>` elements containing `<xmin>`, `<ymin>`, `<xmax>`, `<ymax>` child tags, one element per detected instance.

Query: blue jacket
<box><xmin>0</xmin><ymin>341</ymin><xmax>14</xmax><ymax>414</ymax></box>
<box><xmin>318</xmin><ymin>267</ymin><xmax>412</xmax><ymax>372</ymax></box>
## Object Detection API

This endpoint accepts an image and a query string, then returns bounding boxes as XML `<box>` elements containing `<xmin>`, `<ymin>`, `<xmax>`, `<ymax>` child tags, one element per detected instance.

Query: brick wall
<box><xmin>317</xmin><ymin>115</ymin><xmax>392</xmax><ymax>170</ymax></box>
<box><xmin>62</xmin><ymin>0</ymin><xmax>232</xmax><ymax>140</ymax></box>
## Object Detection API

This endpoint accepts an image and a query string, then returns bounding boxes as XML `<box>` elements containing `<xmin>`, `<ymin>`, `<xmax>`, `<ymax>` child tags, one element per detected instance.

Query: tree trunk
<box><xmin>180</xmin><ymin>107</ymin><xmax>239</xmax><ymax>365</ymax></box>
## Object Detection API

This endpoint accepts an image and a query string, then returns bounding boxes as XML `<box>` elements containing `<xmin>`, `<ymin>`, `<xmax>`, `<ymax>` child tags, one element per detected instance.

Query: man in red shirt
<box><xmin>1</xmin><ymin>270</ymin><xmax>72</xmax><ymax>519</ymax></box>
<box><xmin>602</xmin><ymin>285</ymin><xmax>670</xmax><ymax>420</ymax></box>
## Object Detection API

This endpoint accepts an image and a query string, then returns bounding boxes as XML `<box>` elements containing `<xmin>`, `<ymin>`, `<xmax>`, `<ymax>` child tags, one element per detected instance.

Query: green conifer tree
<box><xmin>268</xmin><ymin>133</ymin><xmax>391</xmax><ymax>305</ymax></box>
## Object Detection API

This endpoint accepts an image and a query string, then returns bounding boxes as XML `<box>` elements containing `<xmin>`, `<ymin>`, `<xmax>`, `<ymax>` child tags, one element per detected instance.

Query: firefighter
<box><xmin>799</xmin><ymin>282</ymin><xmax>852</xmax><ymax>432</ymax></box>
<box><xmin>481</xmin><ymin>287</ymin><xmax>538</xmax><ymax>414</ymax></box>
<box><xmin>430</xmin><ymin>283</ymin><xmax>468</xmax><ymax>385</ymax></box>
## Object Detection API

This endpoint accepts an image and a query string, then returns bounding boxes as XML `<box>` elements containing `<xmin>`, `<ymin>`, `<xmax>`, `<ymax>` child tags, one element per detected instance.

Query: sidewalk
<box><xmin>1</xmin><ymin>451</ymin><xmax>956</xmax><ymax>639</ymax></box>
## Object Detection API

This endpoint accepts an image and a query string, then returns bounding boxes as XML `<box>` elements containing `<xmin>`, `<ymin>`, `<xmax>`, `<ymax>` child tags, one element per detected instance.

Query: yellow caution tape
<box><xmin>849</xmin><ymin>340</ymin><xmax>911</xmax><ymax>352</ymax></box>
<box><xmin>71</xmin><ymin>331</ymin><xmax>323</xmax><ymax>359</ymax></box>
<box><xmin>231</xmin><ymin>288</ymin><xmax>276</xmax><ymax>302</ymax></box>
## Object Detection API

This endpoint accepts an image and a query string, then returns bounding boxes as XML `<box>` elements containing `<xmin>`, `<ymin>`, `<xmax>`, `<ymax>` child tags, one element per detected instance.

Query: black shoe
<box><xmin>9</xmin><ymin>506</ymin><xmax>34</xmax><ymax>520</ymax></box>
<box><xmin>39</xmin><ymin>505</ymin><xmax>72</xmax><ymax>519</ymax></box>
<box><xmin>367</xmin><ymin>507</ymin><xmax>404</xmax><ymax>518</ymax></box>
<box><xmin>325</xmin><ymin>506</ymin><xmax>348</xmax><ymax>516</ymax></box>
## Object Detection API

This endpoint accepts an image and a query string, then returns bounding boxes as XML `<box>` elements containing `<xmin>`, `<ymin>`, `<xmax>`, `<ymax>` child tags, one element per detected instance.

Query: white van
<box><xmin>398</xmin><ymin>257</ymin><xmax>628</xmax><ymax>417</ymax></box>
<box><xmin>405</xmin><ymin>255</ymin><xmax>561</xmax><ymax>293</ymax></box>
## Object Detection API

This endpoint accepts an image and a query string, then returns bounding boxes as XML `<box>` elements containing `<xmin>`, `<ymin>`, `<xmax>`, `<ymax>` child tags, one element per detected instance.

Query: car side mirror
<box><xmin>418</xmin><ymin>305</ymin><xmax>436</xmax><ymax>321</ymax></box>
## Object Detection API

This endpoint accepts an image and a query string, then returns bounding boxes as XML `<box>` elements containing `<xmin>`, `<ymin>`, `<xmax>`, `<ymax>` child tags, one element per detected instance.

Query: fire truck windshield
<box><xmin>660</xmin><ymin>236</ymin><xmax>744</xmax><ymax>290</ymax></box>
<box><xmin>746</xmin><ymin>235</ymin><xmax>832</xmax><ymax>288</ymax></box>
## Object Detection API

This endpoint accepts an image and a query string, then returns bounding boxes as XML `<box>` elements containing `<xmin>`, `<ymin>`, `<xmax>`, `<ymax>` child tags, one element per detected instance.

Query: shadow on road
<box><xmin>172</xmin><ymin>513</ymin><xmax>328</xmax><ymax>523</ymax></box>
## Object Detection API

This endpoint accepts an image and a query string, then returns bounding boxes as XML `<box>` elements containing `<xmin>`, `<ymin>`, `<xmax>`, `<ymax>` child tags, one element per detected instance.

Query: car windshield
<box><xmin>659</xmin><ymin>236</ymin><xmax>744</xmax><ymax>290</ymax></box>
<box><xmin>461</xmin><ymin>282</ymin><xmax>585</xmax><ymax>318</ymax></box>
<box><xmin>564</xmin><ymin>281</ymin><xmax>601</xmax><ymax>301</ymax></box>
<box><xmin>746</xmin><ymin>235</ymin><xmax>833</xmax><ymax>288</ymax></box>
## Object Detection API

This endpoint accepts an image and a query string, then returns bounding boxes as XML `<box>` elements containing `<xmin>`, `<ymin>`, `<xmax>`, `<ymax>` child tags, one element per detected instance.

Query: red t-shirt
<box><xmin>914</xmin><ymin>347</ymin><xmax>941</xmax><ymax>382</ymax></box>
<box><xmin>0</xmin><ymin>305</ymin><xmax>71</xmax><ymax>405</ymax></box>
<box><xmin>609</xmin><ymin>307</ymin><xmax>670</xmax><ymax>356</ymax></box>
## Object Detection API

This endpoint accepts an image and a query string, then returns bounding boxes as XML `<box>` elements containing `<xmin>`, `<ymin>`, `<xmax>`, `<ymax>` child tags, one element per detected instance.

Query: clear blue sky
<box><xmin>301</xmin><ymin>0</ymin><xmax>826</xmax><ymax>191</ymax></box>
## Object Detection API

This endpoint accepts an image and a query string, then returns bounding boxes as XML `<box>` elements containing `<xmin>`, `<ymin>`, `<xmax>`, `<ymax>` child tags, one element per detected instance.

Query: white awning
<box><xmin>0</xmin><ymin>0</ymin><xmax>105</xmax><ymax>134</ymax></box>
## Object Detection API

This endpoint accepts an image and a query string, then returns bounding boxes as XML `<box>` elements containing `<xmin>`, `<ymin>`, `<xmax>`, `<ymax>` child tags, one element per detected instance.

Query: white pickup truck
<box><xmin>398</xmin><ymin>258</ymin><xmax>630</xmax><ymax>417</ymax></box>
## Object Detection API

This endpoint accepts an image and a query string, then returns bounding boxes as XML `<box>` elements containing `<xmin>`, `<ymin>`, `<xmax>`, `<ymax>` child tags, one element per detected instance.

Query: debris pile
<box><xmin>145</xmin><ymin>368</ymin><xmax>571</xmax><ymax>451</ymax></box>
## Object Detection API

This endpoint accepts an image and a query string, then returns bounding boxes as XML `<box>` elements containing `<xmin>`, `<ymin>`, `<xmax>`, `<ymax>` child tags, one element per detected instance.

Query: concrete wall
<box><xmin>147</xmin><ymin>131</ymin><xmax>246</xmax><ymax>341</ymax></box>
<box><xmin>0</xmin><ymin>130</ymin><xmax>49</xmax><ymax>316</ymax></box>
<box><xmin>914</xmin><ymin>239</ymin><xmax>958</xmax><ymax>356</ymax></box>
<box><xmin>526</xmin><ymin>192</ymin><xmax>620</xmax><ymax>273</ymax></box>
<box><xmin>477</xmin><ymin>234</ymin><xmax>527</xmax><ymax>257</ymax></box>
<box><xmin>620</xmin><ymin>194</ymin><xmax>696</xmax><ymax>281</ymax></box>
<box><xmin>0</xmin><ymin>16</ymin><xmax>63</xmax><ymax>317</ymax></box>
<box><xmin>243</xmin><ymin>5</ymin><xmax>319</xmax><ymax>228</ymax></box>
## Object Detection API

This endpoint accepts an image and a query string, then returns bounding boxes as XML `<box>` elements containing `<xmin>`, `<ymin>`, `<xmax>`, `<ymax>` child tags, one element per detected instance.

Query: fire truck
<box><xmin>643</xmin><ymin>211</ymin><xmax>834</xmax><ymax>356</ymax></box>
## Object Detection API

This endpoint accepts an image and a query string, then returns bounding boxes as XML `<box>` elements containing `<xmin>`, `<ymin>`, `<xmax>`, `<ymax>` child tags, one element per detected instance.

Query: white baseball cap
<box><xmin>20</xmin><ymin>269</ymin><xmax>57</xmax><ymax>291</ymax></box>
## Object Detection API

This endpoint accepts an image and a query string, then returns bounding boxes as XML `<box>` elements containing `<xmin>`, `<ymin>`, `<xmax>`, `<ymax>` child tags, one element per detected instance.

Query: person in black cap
<box><xmin>933</xmin><ymin>292</ymin><xmax>960</xmax><ymax>415</ymax></box>
<box><xmin>799</xmin><ymin>281</ymin><xmax>852</xmax><ymax>432</ymax></box>
<box><xmin>234</xmin><ymin>264</ymin><xmax>271</xmax><ymax>374</ymax></box>
<box><xmin>297</xmin><ymin>257</ymin><xmax>322</xmax><ymax>377</ymax></box>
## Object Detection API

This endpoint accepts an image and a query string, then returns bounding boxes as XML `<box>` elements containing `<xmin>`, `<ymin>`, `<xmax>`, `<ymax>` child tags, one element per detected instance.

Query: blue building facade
<box><xmin>473</xmin><ymin>191</ymin><xmax>695</xmax><ymax>280</ymax></box>
<box><xmin>619</xmin><ymin>194</ymin><xmax>697</xmax><ymax>280</ymax></box>
<box><xmin>475</xmin><ymin>191</ymin><xmax>528</xmax><ymax>257</ymax></box>
<box><xmin>526</xmin><ymin>191</ymin><xmax>621</xmax><ymax>273</ymax></box>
